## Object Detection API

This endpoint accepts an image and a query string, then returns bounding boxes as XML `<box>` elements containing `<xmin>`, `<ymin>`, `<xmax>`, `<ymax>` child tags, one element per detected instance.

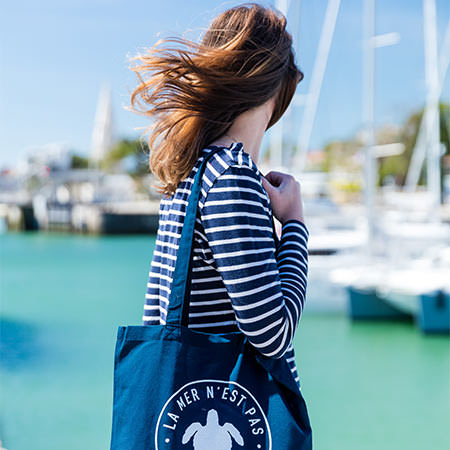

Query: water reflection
<box><xmin>0</xmin><ymin>317</ymin><xmax>41</xmax><ymax>370</ymax></box>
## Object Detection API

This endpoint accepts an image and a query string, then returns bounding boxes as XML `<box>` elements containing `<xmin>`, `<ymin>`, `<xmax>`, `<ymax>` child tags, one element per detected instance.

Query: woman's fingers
<box><xmin>263</xmin><ymin>171</ymin><xmax>285</xmax><ymax>187</ymax></box>
<box><xmin>261</xmin><ymin>171</ymin><xmax>304</xmax><ymax>224</ymax></box>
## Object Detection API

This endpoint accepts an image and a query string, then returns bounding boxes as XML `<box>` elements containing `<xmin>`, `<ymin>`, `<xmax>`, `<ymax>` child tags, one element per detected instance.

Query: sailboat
<box><xmin>330</xmin><ymin>0</ymin><xmax>450</xmax><ymax>332</ymax></box>
<box><xmin>271</xmin><ymin>0</ymin><xmax>450</xmax><ymax>329</ymax></box>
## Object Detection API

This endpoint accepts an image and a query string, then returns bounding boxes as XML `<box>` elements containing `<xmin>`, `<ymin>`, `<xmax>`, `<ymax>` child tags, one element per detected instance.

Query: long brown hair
<box><xmin>128</xmin><ymin>2</ymin><xmax>304</xmax><ymax>197</ymax></box>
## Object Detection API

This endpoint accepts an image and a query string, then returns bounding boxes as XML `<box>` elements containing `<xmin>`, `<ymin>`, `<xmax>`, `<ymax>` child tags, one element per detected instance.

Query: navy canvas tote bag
<box><xmin>109</xmin><ymin>146</ymin><xmax>312</xmax><ymax>450</ymax></box>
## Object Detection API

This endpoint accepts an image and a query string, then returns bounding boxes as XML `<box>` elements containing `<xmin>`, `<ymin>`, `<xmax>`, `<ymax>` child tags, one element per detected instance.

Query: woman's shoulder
<box><xmin>168</xmin><ymin>142</ymin><xmax>262</xmax><ymax>208</ymax></box>
<box><xmin>201</xmin><ymin>141</ymin><xmax>259</xmax><ymax>172</ymax></box>
<box><xmin>199</xmin><ymin>142</ymin><xmax>264</xmax><ymax>201</ymax></box>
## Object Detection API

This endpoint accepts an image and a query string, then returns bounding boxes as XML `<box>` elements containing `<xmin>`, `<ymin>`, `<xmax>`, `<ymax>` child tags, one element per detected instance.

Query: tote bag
<box><xmin>110</xmin><ymin>146</ymin><xmax>312</xmax><ymax>450</ymax></box>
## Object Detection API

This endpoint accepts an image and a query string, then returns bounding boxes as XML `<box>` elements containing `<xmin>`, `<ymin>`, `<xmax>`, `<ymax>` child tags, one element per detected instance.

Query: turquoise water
<box><xmin>1</xmin><ymin>232</ymin><xmax>449</xmax><ymax>450</ymax></box>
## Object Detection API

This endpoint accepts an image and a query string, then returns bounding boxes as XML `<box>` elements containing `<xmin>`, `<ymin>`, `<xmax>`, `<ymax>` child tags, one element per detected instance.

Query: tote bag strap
<box><xmin>166</xmin><ymin>145</ymin><xmax>279</xmax><ymax>327</ymax></box>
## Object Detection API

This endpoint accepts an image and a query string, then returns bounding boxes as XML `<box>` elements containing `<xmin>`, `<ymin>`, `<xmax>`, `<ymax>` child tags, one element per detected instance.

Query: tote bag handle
<box><xmin>166</xmin><ymin>145</ymin><xmax>279</xmax><ymax>327</ymax></box>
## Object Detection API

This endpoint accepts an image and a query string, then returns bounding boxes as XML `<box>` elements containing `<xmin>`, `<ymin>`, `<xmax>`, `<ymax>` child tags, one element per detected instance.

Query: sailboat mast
<box><xmin>424</xmin><ymin>0</ymin><xmax>441</xmax><ymax>223</ymax></box>
<box><xmin>363</xmin><ymin>0</ymin><xmax>377</xmax><ymax>260</ymax></box>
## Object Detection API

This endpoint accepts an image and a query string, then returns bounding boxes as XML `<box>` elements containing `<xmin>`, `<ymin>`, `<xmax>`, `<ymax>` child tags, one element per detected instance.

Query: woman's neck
<box><xmin>208</xmin><ymin>98</ymin><xmax>274</xmax><ymax>165</ymax></box>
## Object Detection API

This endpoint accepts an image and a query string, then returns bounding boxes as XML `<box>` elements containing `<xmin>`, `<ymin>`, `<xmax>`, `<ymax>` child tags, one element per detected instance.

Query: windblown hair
<box><xmin>128</xmin><ymin>2</ymin><xmax>304</xmax><ymax>197</ymax></box>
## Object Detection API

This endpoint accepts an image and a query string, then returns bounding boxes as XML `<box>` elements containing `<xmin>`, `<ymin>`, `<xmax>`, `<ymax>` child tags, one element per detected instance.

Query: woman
<box><xmin>125</xmin><ymin>2</ymin><xmax>310</xmax><ymax>447</ymax></box>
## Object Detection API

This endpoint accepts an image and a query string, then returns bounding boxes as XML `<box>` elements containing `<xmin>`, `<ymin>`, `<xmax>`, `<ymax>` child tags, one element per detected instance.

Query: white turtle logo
<box><xmin>182</xmin><ymin>409</ymin><xmax>244</xmax><ymax>450</ymax></box>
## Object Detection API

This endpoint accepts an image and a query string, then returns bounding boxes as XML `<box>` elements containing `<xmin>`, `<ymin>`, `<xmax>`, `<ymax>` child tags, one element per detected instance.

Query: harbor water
<box><xmin>1</xmin><ymin>232</ymin><xmax>449</xmax><ymax>449</ymax></box>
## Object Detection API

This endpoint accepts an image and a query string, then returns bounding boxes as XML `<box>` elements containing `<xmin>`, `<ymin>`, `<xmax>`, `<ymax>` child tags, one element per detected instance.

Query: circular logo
<box><xmin>155</xmin><ymin>379</ymin><xmax>272</xmax><ymax>449</ymax></box>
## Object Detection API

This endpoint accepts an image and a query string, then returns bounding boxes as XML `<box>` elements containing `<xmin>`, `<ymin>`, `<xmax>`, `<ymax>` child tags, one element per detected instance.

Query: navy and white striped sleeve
<box><xmin>199</xmin><ymin>163</ymin><xmax>309</xmax><ymax>359</ymax></box>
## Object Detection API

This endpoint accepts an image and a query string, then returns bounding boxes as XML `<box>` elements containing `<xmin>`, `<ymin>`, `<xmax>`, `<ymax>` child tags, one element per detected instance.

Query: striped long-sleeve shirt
<box><xmin>143</xmin><ymin>142</ymin><xmax>309</xmax><ymax>390</ymax></box>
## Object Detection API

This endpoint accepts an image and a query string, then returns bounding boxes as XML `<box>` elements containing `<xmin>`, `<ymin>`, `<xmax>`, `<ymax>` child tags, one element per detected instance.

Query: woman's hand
<box><xmin>261</xmin><ymin>171</ymin><xmax>305</xmax><ymax>225</ymax></box>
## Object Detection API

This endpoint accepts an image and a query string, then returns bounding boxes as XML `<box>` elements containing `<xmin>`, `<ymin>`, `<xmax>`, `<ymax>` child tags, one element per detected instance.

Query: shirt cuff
<box><xmin>281</xmin><ymin>219</ymin><xmax>309</xmax><ymax>238</ymax></box>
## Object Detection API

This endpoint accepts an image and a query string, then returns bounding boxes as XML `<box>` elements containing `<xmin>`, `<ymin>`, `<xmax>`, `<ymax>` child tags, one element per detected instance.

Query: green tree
<box><xmin>378</xmin><ymin>102</ymin><xmax>450</xmax><ymax>188</ymax></box>
<box><xmin>71</xmin><ymin>154</ymin><xmax>90</xmax><ymax>169</ymax></box>
<box><xmin>101</xmin><ymin>138</ymin><xmax>150</xmax><ymax>175</ymax></box>
<box><xmin>321</xmin><ymin>136</ymin><xmax>363</xmax><ymax>173</ymax></box>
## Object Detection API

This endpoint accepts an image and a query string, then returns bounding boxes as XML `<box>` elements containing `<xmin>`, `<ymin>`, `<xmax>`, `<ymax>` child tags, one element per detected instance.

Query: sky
<box><xmin>1</xmin><ymin>0</ymin><xmax>449</xmax><ymax>169</ymax></box>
